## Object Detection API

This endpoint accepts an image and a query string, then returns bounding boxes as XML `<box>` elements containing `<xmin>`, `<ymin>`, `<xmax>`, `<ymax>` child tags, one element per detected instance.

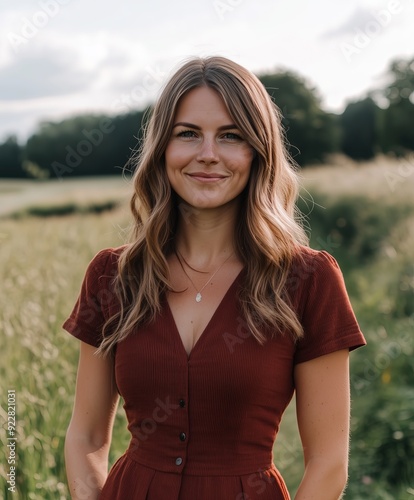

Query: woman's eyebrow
<box><xmin>172</xmin><ymin>122</ymin><xmax>238</xmax><ymax>130</ymax></box>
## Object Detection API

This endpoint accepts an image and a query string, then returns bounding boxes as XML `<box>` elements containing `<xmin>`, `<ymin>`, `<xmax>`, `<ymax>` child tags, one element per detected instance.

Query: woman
<box><xmin>64</xmin><ymin>56</ymin><xmax>366</xmax><ymax>499</ymax></box>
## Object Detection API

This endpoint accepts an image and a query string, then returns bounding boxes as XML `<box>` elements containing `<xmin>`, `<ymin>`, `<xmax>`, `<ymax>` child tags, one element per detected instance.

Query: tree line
<box><xmin>1</xmin><ymin>57</ymin><xmax>413</xmax><ymax>179</ymax></box>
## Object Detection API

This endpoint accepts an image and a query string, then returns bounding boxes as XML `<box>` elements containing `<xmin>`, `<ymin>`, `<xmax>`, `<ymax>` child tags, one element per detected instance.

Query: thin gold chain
<box><xmin>174</xmin><ymin>249</ymin><xmax>234</xmax><ymax>303</ymax></box>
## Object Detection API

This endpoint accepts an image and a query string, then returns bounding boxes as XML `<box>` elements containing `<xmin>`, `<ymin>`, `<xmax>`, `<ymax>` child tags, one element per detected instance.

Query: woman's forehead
<box><xmin>174</xmin><ymin>87</ymin><xmax>235</xmax><ymax>127</ymax></box>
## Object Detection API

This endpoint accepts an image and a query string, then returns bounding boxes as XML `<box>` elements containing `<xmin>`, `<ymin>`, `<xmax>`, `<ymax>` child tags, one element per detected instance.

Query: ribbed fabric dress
<box><xmin>63</xmin><ymin>245</ymin><xmax>366</xmax><ymax>500</ymax></box>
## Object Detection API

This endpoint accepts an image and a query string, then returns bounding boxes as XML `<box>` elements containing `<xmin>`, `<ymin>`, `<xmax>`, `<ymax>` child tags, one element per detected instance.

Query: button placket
<box><xmin>175</xmin><ymin>396</ymin><xmax>188</xmax><ymax>468</ymax></box>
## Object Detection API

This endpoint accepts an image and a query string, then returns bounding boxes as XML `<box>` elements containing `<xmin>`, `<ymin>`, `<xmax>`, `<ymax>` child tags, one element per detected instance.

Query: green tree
<box><xmin>24</xmin><ymin>112</ymin><xmax>145</xmax><ymax>179</ymax></box>
<box><xmin>340</xmin><ymin>98</ymin><xmax>380</xmax><ymax>160</ymax></box>
<box><xmin>0</xmin><ymin>135</ymin><xmax>25</xmax><ymax>178</ymax></box>
<box><xmin>259</xmin><ymin>71</ymin><xmax>339</xmax><ymax>165</ymax></box>
<box><xmin>378</xmin><ymin>58</ymin><xmax>414</xmax><ymax>155</ymax></box>
<box><xmin>383</xmin><ymin>58</ymin><xmax>414</xmax><ymax>105</ymax></box>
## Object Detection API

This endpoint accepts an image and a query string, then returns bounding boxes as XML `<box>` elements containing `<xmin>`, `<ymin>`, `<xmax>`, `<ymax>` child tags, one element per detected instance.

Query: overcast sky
<box><xmin>1</xmin><ymin>0</ymin><xmax>413</xmax><ymax>142</ymax></box>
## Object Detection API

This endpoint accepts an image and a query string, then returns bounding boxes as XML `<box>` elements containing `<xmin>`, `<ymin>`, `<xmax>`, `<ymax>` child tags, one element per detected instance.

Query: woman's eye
<box><xmin>222</xmin><ymin>132</ymin><xmax>243</xmax><ymax>141</ymax></box>
<box><xmin>175</xmin><ymin>130</ymin><xmax>244</xmax><ymax>141</ymax></box>
<box><xmin>177</xmin><ymin>130</ymin><xmax>197</xmax><ymax>138</ymax></box>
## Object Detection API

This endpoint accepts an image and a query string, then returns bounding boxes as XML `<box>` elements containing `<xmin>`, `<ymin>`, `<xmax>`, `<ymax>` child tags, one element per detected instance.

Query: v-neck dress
<box><xmin>63</xmin><ymin>245</ymin><xmax>366</xmax><ymax>499</ymax></box>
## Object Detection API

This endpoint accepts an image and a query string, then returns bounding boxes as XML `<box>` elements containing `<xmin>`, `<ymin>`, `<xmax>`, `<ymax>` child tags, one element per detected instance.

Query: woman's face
<box><xmin>165</xmin><ymin>86</ymin><xmax>254</xmax><ymax>212</ymax></box>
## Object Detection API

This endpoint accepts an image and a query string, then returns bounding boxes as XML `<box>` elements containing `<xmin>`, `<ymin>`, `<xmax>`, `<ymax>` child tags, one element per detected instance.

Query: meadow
<box><xmin>1</xmin><ymin>156</ymin><xmax>413</xmax><ymax>499</ymax></box>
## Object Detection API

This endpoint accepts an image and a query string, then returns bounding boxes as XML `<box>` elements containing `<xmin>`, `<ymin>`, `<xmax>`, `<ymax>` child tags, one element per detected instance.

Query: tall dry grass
<box><xmin>1</xmin><ymin>158</ymin><xmax>413</xmax><ymax>498</ymax></box>
<box><xmin>0</xmin><ymin>208</ymin><xmax>131</xmax><ymax>499</ymax></box>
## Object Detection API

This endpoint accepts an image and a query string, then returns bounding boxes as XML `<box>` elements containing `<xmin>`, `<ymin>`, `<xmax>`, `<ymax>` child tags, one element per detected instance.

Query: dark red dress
<box><xmin>63</xmin><ymin>246</ymin><xmax>366</xmax><ymax>499</ymax></box>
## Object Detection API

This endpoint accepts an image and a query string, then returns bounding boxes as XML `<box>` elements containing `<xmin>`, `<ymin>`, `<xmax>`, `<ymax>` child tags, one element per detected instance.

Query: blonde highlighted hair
<box><xmin>98</xmin><ymin>56</ymin><xmax>308</xmax><ymax>357</ymax></box>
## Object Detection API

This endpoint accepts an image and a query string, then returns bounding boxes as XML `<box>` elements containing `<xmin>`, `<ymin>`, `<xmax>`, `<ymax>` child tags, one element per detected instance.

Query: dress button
<box><xmin>179</xmin><ymin>399</ymin><xmax>186</xmax><ymax>408</ymax></box>
<box><xmin>175</xmin><ymin>457</ymin><xmax>183</xmax><ymax>466</ymax></box>
<box><xmin>179</xmin><ymin>432</ymin><xmax>186</xmax><ymax>441</ymax></box>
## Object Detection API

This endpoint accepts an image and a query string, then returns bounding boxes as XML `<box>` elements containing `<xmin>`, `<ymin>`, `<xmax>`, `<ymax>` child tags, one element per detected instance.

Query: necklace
<box><xmin>175</xmin><ymin>249</ymin><xmax>234</xmax><ymax>303</ymax></box>
<box><xmin>176</xmin><ymin>251</ymin><xmax>209</xmax><ymax>274</ymax></box>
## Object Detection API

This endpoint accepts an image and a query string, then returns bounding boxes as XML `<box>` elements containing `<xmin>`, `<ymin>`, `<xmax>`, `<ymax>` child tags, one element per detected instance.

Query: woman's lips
<box><xmin>186</xmin><ymin>172</ymin><xmax>227</xmax><ymax>182</ymax></box>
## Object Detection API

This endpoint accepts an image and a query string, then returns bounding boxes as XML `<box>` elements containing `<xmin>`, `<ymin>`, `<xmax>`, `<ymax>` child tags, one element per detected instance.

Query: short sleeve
<box><xmin>294</xmin><ymin>250</ymin><xmax>366</xmax><ymax>364</ymax></box>
<box><xmin>62</xmin><ymin>248</ymin><xmax>116</xmax><ymax>348</ymax></box>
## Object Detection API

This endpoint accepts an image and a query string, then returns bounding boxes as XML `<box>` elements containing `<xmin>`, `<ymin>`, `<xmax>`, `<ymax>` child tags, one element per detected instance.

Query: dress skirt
<box><xmin>100</xmin><ymin>452</ymin><xmax>290</xmax><ymax>500</ymax></box>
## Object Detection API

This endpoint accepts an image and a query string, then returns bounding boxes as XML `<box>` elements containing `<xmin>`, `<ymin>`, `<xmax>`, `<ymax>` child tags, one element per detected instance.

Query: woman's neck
<box><xmin>174</xmin><ymin>200</ymin><xmax>240</xmax><ymax>267</ymax></box>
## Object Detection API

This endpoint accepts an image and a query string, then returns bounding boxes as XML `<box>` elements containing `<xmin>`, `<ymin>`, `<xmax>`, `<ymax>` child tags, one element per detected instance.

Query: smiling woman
<box><xmin>165</xmin><ymin>86</ymin><xmax>253</xmax><ymax>211</ymax></box>
<box><xmin>63</xmin><ymin>56</ymin><xmax>365</xmax><ymax>500</ymax></box>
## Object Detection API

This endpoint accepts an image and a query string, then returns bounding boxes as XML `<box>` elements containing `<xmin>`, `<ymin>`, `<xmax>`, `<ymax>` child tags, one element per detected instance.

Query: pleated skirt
<box><xmin>99</xmin><ymin>453</ymin><xmax>290</xmax><ymax>499</ymax></box>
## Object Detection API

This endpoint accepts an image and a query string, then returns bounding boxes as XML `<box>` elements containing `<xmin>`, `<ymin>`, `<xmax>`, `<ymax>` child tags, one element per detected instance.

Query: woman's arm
<box><xmin>294</xmin><ymin>349</ymin><xmax>351</xmax><ymax>500</ymax></box>
<box><xmin>65</xmin><ymin>341</ymin><xmax>120</xmax><ymax>500</ymax></box>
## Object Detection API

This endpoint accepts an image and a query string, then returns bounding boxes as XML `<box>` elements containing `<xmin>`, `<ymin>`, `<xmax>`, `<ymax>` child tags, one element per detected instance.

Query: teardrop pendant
<box><xmin>174</xmin><ymin>249</ymin><xmax>234</xmax><ymax>305</ymax></box>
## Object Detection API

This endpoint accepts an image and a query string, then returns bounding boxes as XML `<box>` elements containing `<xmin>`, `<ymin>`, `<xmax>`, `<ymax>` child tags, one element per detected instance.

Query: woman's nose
<box><xmin>195</xmin><ymin>137</ymin><xmax>219</xmax><ymax>165</ymax></box>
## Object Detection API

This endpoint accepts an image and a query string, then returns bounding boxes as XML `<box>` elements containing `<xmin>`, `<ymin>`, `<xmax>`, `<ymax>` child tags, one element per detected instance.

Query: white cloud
<box><xmin>321</xmin><ymin>7</ymin><xmax>378</xmax><ymax>38</ymax></box>
<box><xmin>0</xmin><ymin>43</ymin><xmax>90</xmax><ymax>100</ymax></box>
<box><xmin>0</xmin><ymin>0</ymin><xmax>413</xmax><ymax>141</ymax></box>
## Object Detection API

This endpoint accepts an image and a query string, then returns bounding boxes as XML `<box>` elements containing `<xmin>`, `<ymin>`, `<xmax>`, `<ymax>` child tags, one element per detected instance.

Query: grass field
<box><xmin>1</xmin><ymin>157</ymin><xmax>413</xmax><ymax>499</ymax></box>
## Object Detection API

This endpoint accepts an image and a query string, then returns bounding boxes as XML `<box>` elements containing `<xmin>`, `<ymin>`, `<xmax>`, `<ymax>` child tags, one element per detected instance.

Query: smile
<box><xmin>186</xmin><ymin>172</ymin><xmax>228</xmax><ymax>183</ymax></box>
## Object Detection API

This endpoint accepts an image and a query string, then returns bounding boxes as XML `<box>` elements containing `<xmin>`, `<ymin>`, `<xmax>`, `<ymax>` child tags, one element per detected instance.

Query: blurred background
<box><xmin>1</xmin><ymin>1</ymin><xmax>413</xmax><ymax>499</ymax></box>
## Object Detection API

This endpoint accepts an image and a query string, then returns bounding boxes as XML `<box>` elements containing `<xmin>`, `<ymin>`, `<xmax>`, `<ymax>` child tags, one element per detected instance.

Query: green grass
<box><xmin>0</xmin><ymin>209</ymin><xmax>131</xmax><ymax>499</ymax></box>
<box><xmin>1</xmin><ymin>161</ymin><xmax>414</xmax><ymax>498</ymax></box>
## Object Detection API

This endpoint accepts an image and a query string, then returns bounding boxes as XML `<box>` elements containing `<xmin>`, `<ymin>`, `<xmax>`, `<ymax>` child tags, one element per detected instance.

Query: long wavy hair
<box><xmin>98</xmin><ymin>56</ymin><xmax>308</xmax><ymax>357</ymax></box>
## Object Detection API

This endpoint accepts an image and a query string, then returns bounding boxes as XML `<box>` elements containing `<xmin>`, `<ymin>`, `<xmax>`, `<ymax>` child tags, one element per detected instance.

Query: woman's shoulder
<box><xmin>288</xmin><ymin>246</ymin><xmax>365</xmax><ymax>362</ymax></box>
<box><xmin>287</xmin><ymin>245</ymin><xmax>343</xmax><ymax>296</ymax></box>
<box><xmin>84</xmin><ymin>244</ymin><xmax>130</xmax><ymax>283</ymax></box>
<box><xmin>292</xmin><ymin>244</ymin><xmax>338</xmax><ymax>264</ymax></box>
<box><xmin>290</xmin><ymin>245</ymin><xmax>339</xmax><ymax>277</ymax></box>
<box><xmin>89</xmin><ymin>244</ymin><xmax>129</xmax><ymax>266</ymax></box>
